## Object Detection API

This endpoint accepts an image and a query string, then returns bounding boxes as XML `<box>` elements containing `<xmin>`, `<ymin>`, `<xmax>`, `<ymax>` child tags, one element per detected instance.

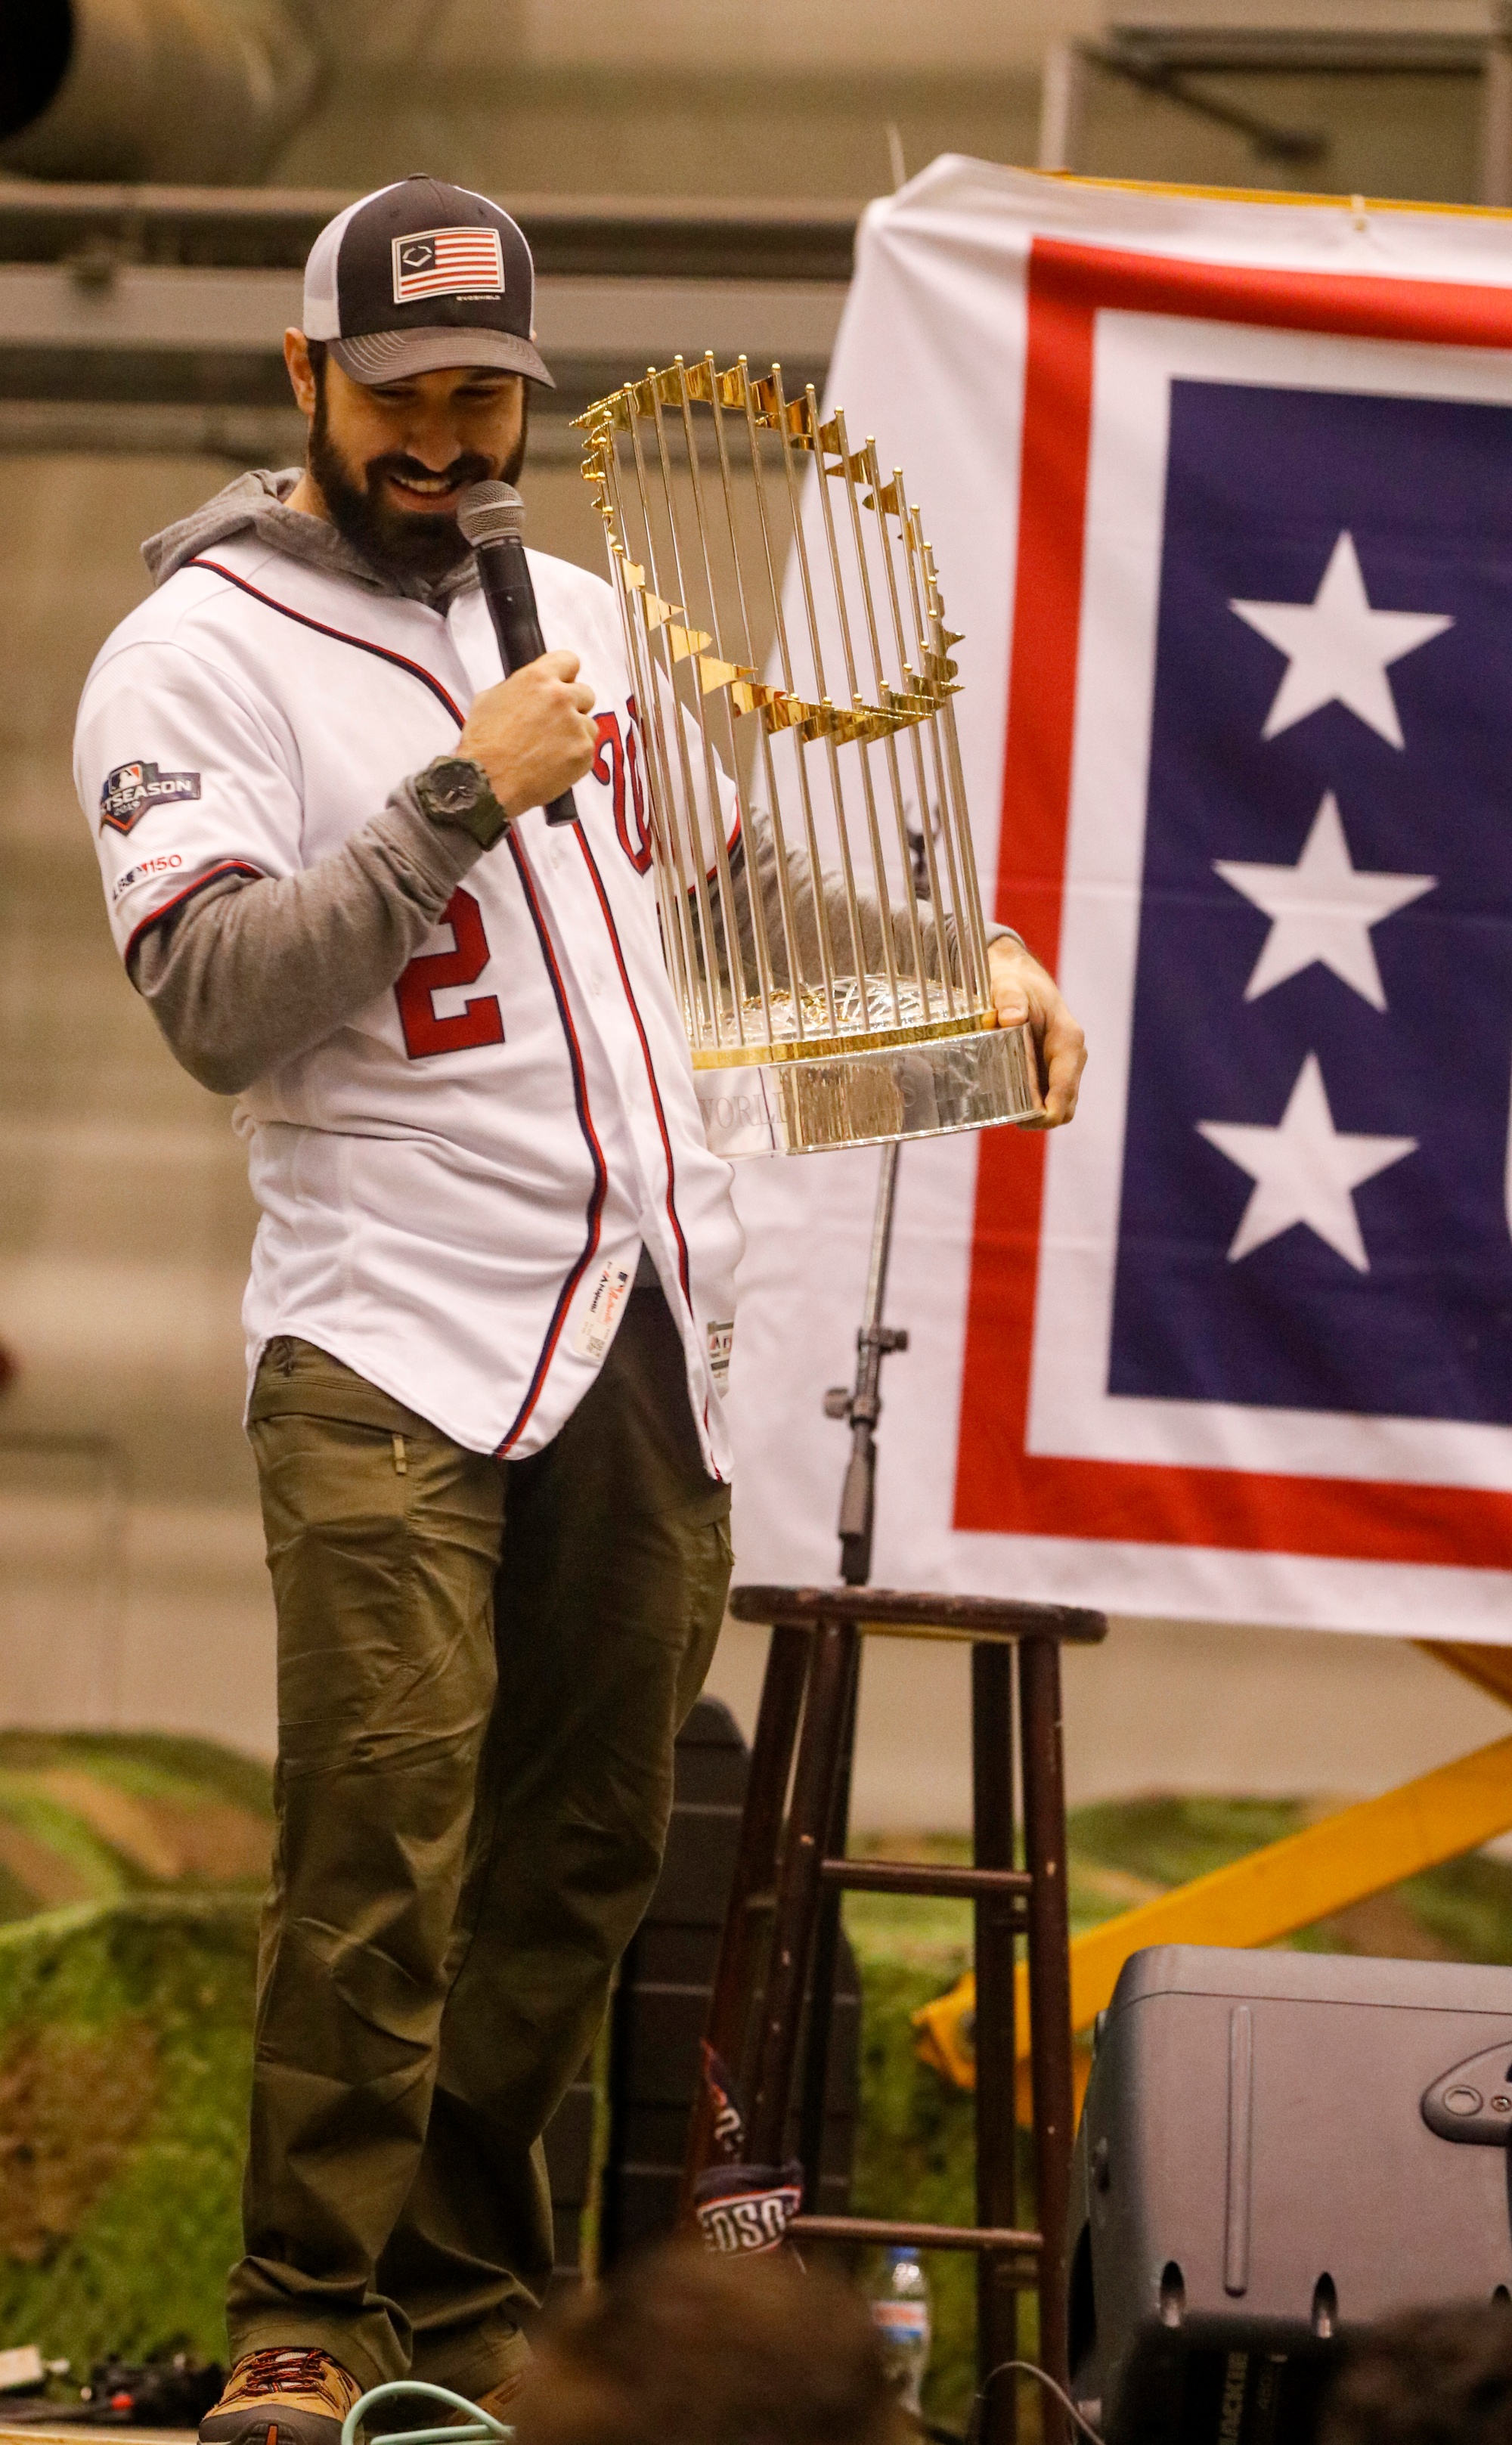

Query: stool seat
<box><xmin>729</xmin><ymin>1583</ymin><xmax>1107</xmax><ymax>1643</ymax></box>
<box><xmin>683</xmin><ymin>1583</ymin><xmax>1106</xmax><ymax>2445</ymax></box>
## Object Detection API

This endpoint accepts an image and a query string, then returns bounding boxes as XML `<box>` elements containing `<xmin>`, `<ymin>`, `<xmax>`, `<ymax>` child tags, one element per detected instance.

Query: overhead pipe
<box><xmin>0</xmin><ymin>0</ymin><xmax>326</xmax><ymax>185</ymax></box>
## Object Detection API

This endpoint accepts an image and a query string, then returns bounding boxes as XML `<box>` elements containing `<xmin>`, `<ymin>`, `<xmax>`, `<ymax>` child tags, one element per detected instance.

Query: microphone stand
<box><xmin>826</xmin><ymin>1140</ymin><xmax>908</xmax><ymax>1589</ymax></box>
<box><xmin>798</xmin><ymin>1140</ymin><xmax>909</xmax><ymax>2202</ymax></box>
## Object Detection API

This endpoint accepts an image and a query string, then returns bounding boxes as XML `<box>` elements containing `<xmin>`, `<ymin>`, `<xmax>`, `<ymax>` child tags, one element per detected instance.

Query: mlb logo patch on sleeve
<box><xmin>392</xmin><ymin>228</ymin><xmax>504</xmax><ymax>305</ymax></box>
<box><xmin>99</xmin><ymin>760</ymin><xmax>202</xmax><ymax>835</ymax></box>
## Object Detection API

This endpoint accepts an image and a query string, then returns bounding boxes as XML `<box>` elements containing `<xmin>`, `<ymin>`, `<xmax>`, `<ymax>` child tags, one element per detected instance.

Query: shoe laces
<box><xmin>239</xmin><ymin>2352</ymin><xmax>342</xmax><ymax>2402</ymax></box>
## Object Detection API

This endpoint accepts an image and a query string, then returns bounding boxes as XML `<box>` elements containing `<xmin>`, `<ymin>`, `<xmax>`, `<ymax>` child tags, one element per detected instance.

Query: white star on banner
<box><xmin>1213</xmin><ymin>792</ymin><xmax>1436</xmax><ymax>1010</ymax></box>
<box><xmin>1198</xmin><ymin>1052</ymin><xmax>1417</xmax><ymax>1273</ymax></box>
<box><xmin>1230</xmin><ymin>531</ymin><xmax>1453</xmax><ymax>748</ymax></box>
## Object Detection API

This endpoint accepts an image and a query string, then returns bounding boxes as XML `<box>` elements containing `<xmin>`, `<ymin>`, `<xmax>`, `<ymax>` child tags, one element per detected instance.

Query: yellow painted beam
<box><xmin>1016</xmin><ymin>1729</ymin><xmax>1512</xmax><ymax>2053</ymax></box>
<box><xmin>919</xmin><ymin>1661</ymin><xmax>1512</xmax><ymax>2118</ymax></box>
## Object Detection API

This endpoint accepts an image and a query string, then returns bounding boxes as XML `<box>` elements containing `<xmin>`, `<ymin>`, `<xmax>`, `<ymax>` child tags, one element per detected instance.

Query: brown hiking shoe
<box><xmin>199</xmin><ymin>2349</ymin><xmax>362</xmax><ymax>2445</ymax></box>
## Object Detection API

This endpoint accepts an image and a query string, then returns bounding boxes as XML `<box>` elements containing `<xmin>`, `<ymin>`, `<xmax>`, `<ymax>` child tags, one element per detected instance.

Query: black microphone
<box><xmin>457</xmin><ymin>480</ymin><xmax>580</xmax><ymax>827</ymax></box>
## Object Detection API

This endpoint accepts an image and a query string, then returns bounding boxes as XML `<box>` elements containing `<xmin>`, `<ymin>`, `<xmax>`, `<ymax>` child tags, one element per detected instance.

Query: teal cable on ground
<box><xmin>340</xmin><ymin>2379</ymin><xmax>514</xmax><ymax>2445</ymax></box>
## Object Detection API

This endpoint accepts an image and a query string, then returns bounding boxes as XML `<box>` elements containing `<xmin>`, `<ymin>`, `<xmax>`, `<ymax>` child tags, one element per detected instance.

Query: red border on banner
<box><xmin>955</xmin><ymin>237</ymin><xmax>1512</xmax><ymax>1568</ymax></box>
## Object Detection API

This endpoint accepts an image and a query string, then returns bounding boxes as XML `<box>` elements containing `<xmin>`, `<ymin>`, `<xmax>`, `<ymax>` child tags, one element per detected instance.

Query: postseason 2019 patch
<box><xmin>99</xmin><ymin>759</ymin><xmax>201</xmax><ymax>835</ymax></box>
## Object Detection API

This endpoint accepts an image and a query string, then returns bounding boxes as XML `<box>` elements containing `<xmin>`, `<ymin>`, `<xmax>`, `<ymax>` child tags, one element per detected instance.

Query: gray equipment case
<box><xmin>1068</xmin><ymin>1945</ymin><xmax>1512</xmax><ymax>2443</ymax></box>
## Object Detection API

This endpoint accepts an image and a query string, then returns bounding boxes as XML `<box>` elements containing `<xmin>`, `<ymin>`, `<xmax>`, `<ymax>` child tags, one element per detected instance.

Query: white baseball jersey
<box><xmin>75</xmin><ymin>535</ymin><xmax>744</xmax><ymax>1474</ymax></box>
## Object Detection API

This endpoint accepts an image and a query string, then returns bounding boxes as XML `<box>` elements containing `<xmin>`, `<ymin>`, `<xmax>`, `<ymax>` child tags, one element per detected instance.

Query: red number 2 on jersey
<box><xmin>394</xmin><ymin>887</ymin><xmax>504</xmax><ymax>1058</ymax></box>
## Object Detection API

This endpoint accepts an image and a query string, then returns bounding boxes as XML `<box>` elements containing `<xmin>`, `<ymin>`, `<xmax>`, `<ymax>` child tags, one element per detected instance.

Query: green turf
<box><xmin>1387</xmin><ymin>1854</ymin><xmax>1512</xmax><ymax>1960</ymax></box>
<box><xmin>5</xmin><ymin>1742</ymin><xmax>1512</xmax><ymax>2435</ymax></box>
<box><xmin>0</xmin><ymin>1733</ymin><xmax>275</xmax><ymax>1824</ymax></box>
<box><xmin>0</xmin><ymin>1734</ymin><xmax>274</xmax><ymax>1932</ymax></box>
<box><xmin>0</xmin><ymin>1895</ymin><xmax>259</xmax><ymax>2374</ymax></box>
<box><xmin>0</xmin><ymin>1738</ymin><xmax>272</xmax><ymax>2375</ymax></box>
<box><xmin>846</xmin><ymin>1952</ymin><xmax>993</xmax><ymax>2434</ymax></box>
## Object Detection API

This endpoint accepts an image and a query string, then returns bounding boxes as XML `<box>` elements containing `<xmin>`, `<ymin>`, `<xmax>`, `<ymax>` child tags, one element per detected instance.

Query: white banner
<box><xmin>727</xmin><ymin>160</ymin><xmax>1512</xmax><ymax>1641</ymax></box>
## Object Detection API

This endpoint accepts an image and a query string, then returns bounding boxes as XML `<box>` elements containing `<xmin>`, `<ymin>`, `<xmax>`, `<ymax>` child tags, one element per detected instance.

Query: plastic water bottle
<box><xmin>869</xmin><ymin>2245</ymin><xmax>932</xmax><ymax>2416</ymax></box>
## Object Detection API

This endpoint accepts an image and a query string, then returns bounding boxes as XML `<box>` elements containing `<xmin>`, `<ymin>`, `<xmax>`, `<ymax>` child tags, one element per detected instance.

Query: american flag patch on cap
<box><xmin>391</xmin><ymin>226</ymin><xmax>505</xmax><ymax>305</ymax></box>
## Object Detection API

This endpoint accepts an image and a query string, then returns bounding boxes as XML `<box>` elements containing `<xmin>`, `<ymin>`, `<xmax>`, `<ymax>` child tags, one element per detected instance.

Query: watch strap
<box><xmin>415</xmin><ymin>757</ymin><xmax>510</xmax><ymax>850</ymax></box>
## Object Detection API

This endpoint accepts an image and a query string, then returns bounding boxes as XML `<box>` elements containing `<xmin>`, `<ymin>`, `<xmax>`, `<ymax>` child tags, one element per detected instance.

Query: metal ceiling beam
<box><xmin>0</xmin><ymin>262</ymin><xmax>847</xmax><ymax>361</ymax></box>
<box><xmin>1040</xmin><ymin>16</ymin><xmax>1512</xmax><ymax>195</ymax></box>
<box><xmin>1083</xmin><ymin>44</ymin><xmax>1331</xmax><ymax>162</ymax></box>
<box><xmin>0</xmin><ymin>398</ymin><xmax>306</xmax><ymax>460</ymax></box>
<box><xmin>0</xmin><ymin>264</ymin><xmax>846</xmax><ymax>420</ymax></box>
<box><xmin>0</xmin><ymin>181</ymin><xmax>860</xmax><ymax>283</ymax></box>
<box><xmin>0</xmin><ymin>399</ymin><xmax>625</xmax><ymax>465</ymax></box>
<box><xmin>1102</xmin><ymin>24</ymin><xmax>1488</xmax><ymax>73</ymax></box>
<box><xmin>0</xmin><ymin>185</ymin><xmax>852</xmax><ymax>438</ymax></box>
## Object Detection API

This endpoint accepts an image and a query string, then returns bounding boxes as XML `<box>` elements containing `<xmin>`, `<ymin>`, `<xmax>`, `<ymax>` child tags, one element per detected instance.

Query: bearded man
<box><xmin>73</xmin><ymin>176</ymin><xmax>1086</xmax><ymax>2445</ymax></box>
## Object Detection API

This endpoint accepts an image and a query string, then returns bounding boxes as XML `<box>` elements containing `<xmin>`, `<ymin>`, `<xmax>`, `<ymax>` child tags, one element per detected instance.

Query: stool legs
<box><xmin>1021</xmin><ymin>1635</ymin><xmax>1074</xmax><ymax>2443</ymax></box>
<box><xmin>680</xmin><ymin>1621</ymin><xmax>810</xmax><ymax>2214</ymax></box>
<box><xmin>685</xmin><ymin>1597</ymin><xmax>1087</xmax><ymax>2444</ymax></box>
<box><xmin>797</xmin><ymin>1638</ymin><xmax>863</xmax><ymax>2205</ymax></box>
<box><xmin>972</xmin><ymin>1643</ymin><xmax>1019</xmax><ymax>2445</ymax></box>
<box><xmin>747</xmin><ymin>1618</ymin><xmax>858</xmax><ymax>2167</ymax></box>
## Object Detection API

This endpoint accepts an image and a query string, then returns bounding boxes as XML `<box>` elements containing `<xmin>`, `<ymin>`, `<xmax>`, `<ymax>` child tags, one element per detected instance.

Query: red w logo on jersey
<box><xmin>592</xmin><ymin>701</ymin><xmax>652</xmax><ymax>874</ymax></box>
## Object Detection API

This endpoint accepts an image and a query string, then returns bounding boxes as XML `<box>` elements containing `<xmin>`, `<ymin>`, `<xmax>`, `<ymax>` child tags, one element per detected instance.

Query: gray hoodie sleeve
<box><xmin>730</xmin><ymin>810</ymin><xmax>1022</xmax><ymax>994</ymax></box>
<box><xmin>133</xmin><ymin>789</ymin><xmax>1026</xmax><ymax>1101</ymax></box>
<box><xmin>131</xmin><ymin>781</ymin><xmax>485</xmax><ymax>1095</ymax></box>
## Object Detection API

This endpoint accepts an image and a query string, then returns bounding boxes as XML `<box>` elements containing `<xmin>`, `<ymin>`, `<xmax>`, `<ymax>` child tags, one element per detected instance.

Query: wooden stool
<box><xmin>681</xmin><ymin>1585</ymin><xmax>1107</xmax><ymax>2444</ymax></box>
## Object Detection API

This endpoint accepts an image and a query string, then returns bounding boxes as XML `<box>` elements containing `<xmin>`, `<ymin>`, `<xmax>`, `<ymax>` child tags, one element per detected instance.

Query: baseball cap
<box><xmin>302</xmin><ymin>175</ymin><xmax>553</xmax><ymax>389</ymax></box>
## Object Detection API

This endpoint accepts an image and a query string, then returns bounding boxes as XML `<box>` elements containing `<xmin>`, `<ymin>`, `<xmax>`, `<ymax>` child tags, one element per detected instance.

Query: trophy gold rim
<box><xmin>687</xmin><ymin>1002</ymin><xmax>997</xmax><ymax>1069</ymax></box>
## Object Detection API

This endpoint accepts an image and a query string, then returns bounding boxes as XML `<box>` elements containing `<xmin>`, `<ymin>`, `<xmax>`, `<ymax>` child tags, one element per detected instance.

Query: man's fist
<box><xmin>987</xmin><ymin>937</ymin><xmax>1086</xmax><ymax>1129</ymax></box>
<box><xmin>457</xmin><ymin>650</ymin><xmax>598</xmax><ymax>821</ymax></box>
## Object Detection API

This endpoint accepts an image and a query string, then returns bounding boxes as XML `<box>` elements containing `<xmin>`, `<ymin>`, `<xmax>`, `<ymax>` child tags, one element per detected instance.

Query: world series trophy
<box><xmin>575</xmin><ymin>353</ymin><xmax>1041</xmax><ymax>1159</ymax></box>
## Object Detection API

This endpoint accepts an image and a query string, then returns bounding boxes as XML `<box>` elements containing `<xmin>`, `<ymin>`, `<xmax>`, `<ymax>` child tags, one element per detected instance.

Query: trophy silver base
<box><xmin>693</xmin><ymin>1022</ymin><xmax>1042</xmax><ymax>1158</ymax></box>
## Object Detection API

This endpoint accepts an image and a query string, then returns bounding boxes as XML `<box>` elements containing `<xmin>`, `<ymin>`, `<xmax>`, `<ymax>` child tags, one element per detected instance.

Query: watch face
<box><xmin>426</xmin><ymin>758</ymin><xmax>482</xmax><ymax>814</ymax></box>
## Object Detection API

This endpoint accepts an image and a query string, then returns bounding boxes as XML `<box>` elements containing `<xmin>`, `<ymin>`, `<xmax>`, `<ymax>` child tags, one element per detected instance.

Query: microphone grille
<box><xmin>457</xmin><ymin>481</ymin><xmax>525</xmax><ymax>547</ymax></box>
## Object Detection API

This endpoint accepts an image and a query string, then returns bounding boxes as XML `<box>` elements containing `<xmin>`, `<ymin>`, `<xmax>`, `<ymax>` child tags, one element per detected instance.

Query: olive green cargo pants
<box><xmin>228</xmin><ymin>1289</ymin><xmax>733</xmax><ymax>2397</ymax></box>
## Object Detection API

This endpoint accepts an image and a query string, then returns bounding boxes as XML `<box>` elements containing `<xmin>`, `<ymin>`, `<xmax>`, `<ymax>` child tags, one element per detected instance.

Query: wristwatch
<box><xmin>414</xmin><ymin>755</ymin><xmax>510</xmax><ymax>848</ymax></box>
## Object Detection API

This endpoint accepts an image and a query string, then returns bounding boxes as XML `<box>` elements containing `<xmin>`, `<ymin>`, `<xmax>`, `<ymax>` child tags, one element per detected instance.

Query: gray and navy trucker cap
<box><xmin>302</xmin><ymin>175</ymin><xmax>553</xmax><ymax>389</ymax></box>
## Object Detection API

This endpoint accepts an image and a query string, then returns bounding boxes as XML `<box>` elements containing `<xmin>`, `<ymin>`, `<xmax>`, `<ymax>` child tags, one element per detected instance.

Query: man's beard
<box><xmin>308</xmin><ymin>389</ymin><xmax>528</xmax><ymax>587</ymax></box>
